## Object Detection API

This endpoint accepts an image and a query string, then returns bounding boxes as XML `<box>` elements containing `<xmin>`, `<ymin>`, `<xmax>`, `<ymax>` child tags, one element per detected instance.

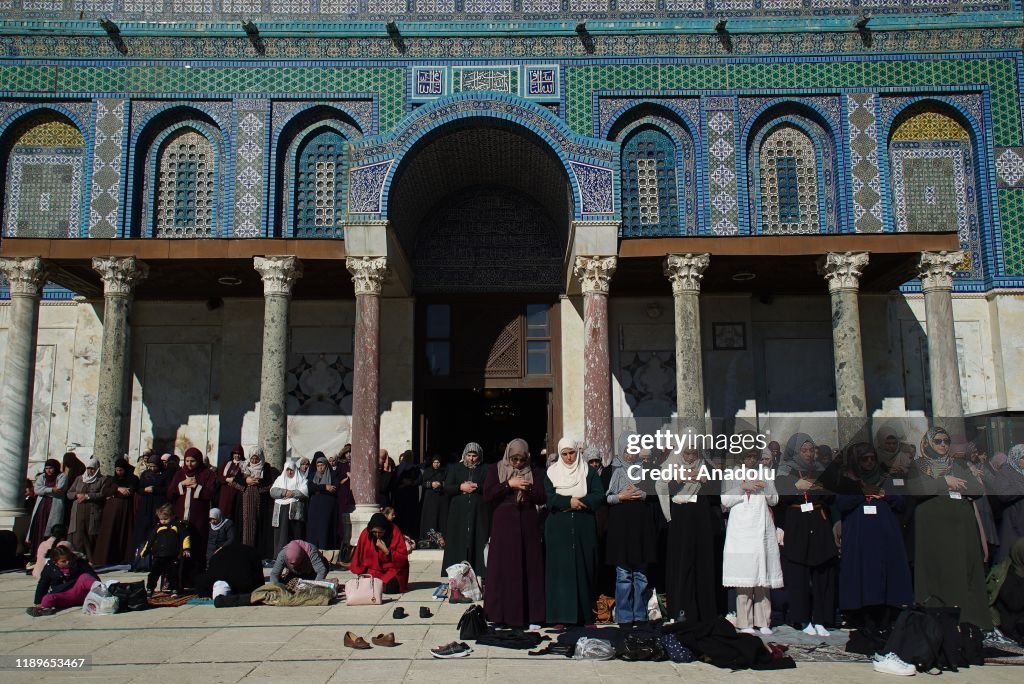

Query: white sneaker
<box><xmin>873</xmin><ymin>652</ymin><xmax>916</xmax><ymax>676</ymax></box>
<box><xmin>739</xmin><ymin>627</ymin><xmax>757</xmax><ymax>635</ymax></box>
<box><xmin>759</xmin><ymin>627</ymin><xmax>773</xmax><ymax>636</ymax></box>
<box><xmin>803</xmin><ymin>623</ymin><xmax>817</xmax><ymax>636</ymax></box>
<box><xmin>814</xmin><ymin>624</ymin><xmax>831</xmax><ymax>637</ymax></box>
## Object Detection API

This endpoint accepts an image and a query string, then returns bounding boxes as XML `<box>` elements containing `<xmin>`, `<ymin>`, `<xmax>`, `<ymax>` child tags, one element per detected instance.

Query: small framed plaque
<box><xmin>712</xmin><ymin>322</ymin><xmax>746</xmax><ymax>350</ymax></box>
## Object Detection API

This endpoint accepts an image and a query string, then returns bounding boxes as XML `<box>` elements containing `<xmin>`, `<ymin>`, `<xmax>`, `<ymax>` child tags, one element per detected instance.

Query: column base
<box><xmin>349</xmin><ymin>504</ymin><xmax>380</xmax><ymax>547</ymax></box>
<box><xmin>0</xmin><ymin>508</ymin><xmax>28</xmax><ymax>535</ymax></box>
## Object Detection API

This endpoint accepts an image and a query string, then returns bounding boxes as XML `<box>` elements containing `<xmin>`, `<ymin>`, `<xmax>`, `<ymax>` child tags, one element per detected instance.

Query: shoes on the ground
<box><xmin>873</xmin><ymin>652</ymin><xmax>916</xmax><ymax>676</ymax></box>
<box><xmin>759</xmin><ymin>626</ymin><xmax>774</xmax><ymax>636</ymax></box>
<box><xmin>802</xmin><ymin>623</ymin><xmax>818</xmax><ymax>636</ymax></box>
<box><xmin>344</xmin><ymin>631</ymin><xmax>372</xmax><ymax>650</ymax></box>
<box><xmin>419</xmin><ymin>606</ymin><xmax>432</xmax><ymax>618</ymax></box>
<box><xmin>393</xmin><ymin>607</ymin><xmax>407</xmax><ymax>619</ymax></box>
<box><xmin>814</xmin><ymin>624</ymin><xmax>831</xmax><ymax>637</ymax></box>
<box><xmin>984</xmin><ymin>628</ymin><xmax>1017</xmax><ymax>646</ymax></box>
<box><xmin>371</xmin><ymin>633</ymin><xmax>397</xmax><ymax>647</ymax></box>
<box><xmin>431</xmin><ymin>642</ymin><xmax>472</xmax><ymax>659</ymax></box>
<box><xmin>25</xmin><ymin>606</ymin><xmax>56</xmax><ymax>617</ymax></box>
<box><xmin>739</xmin><ymin>627</ymin><xmax>758</xmax><ymax>635</ymax></box>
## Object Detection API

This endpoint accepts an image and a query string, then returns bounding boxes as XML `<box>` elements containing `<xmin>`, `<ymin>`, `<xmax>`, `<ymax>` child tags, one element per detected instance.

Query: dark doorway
<box><xmin>421</xmin><ymin>388</ymin><xmax>551</xmax><ymax>468</ymax></box>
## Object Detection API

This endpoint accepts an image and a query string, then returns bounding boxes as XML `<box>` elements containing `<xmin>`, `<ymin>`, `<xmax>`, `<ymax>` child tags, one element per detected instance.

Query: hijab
<box><xmin>777</xmin><ymin>433</ymin><xmax>824</xmax><ymax>478</ymax></box>
<box><xmin>273</xmin><ymin>459</ymin><xmax>308</xmax><ymax>498</ymax></box>
<box><xmin>62</xmin><ymin>452</ymin><xmax>85</xmax><ymax>483</ymax></box>
<box><xmin>546</xmin><ymin>437</ymin><xmax>588</xmax><ymax>498</ymax></box>
<box><xmin>113</xmin><ymin>458</ymin><xmax>137</xmax><ymax>487</ymax></box>
<box><xmin>461</xmin><ymin>442</ymin><xmax>483</xmax><ymax>469</ymax></box>
<box><xmin>243</xmin><ymin>448</ymin><xmax>266</xmax><ymax>480</ymax></box>
<box><xmin>223</xmin><ymin>445</ymin><xmax>244</xmax><ymax>477</ymax></box>
<box><xmin>209</xmin><ymin>507</ymin><xmax>228</xmax><ymax>531</ymax></box>
<box><xmin>846</xmin><ymin>442</ymin><xmax>884</xmax><ymax>487</ymax></box>
<box><xmin>497</xmin><ymin>438</ymin><xmax>534</xmax><ymax>504</ymax></box>
<box><xmin>920</xmin><ymin>426</ymin><xmax>953</xmax><ymax>478</ymax></box>
<box><xmin>1008</xmin><ymin>444</ymin><xmax>1024</xmax><ymax>479</ymax></box>
<box><xmin>606</xmin><ymin>440</ymin><xmax>644</xmax><ymax>497</ymax></box>
<box><xmin>81</xmin><ymin>455</ymin><xmax>101</xmax><ymax>485</ymax></box>
<box><xmin>310</xmin><ymin>455</ymin><xmax>333</xmax><ymax>486</ymax></box>
<box><xmin>43</xmin><ymin>458</ymin><xmax>61</xmax><ymax>486</ymax></box>
<box><xmin>367</xmin><ymin>512</ymin><xmax>394</xmax><ymax>545</ymax></box>
<box><xmin>284</xmin><ymin>539</ymin><xmax>314</xmax><ymax>572</ymax></box>
<box><xmin>182</xmin><ymin>448</ymin><xmax>206</xmax><ymax>475</ymax></box>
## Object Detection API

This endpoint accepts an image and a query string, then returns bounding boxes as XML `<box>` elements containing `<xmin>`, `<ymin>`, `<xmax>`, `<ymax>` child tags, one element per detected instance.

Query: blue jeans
<box><xmin>615</xmin><ymin>564</ymin><xmax>651</xmax><ymax>624</ymax></box>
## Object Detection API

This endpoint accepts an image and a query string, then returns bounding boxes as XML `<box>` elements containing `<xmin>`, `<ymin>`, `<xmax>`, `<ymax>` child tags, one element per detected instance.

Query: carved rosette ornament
<box><xmin>819</xmin><ymin>251</ymin><xmax>869</xmax><ymax>293</ymax></box>
<box><xmin>574</xmin><ymin>255</ymin><xmax>617</xmax><ymax>295</ymax></box>
<box><xmin>92</xmin><ymin>256</ymin><xmax>148</xmax><ymax>296</ymax></box>
<box><xmin>0</xmin><ymin>257</ymin><xmax>50</xmax><ymax>297</ymax></box>
<box><xmin>346</xmin><ymin>256</ymin><xmax>389</xmax><ymax>296</ymax></box>
<box><xmin>918</xmin><ymin>250</ymin><xmax>965</xmax><ymax>292</ymax></box>
<box><xmin>664</xmin><ymin>253</ymin><xmax>710</xmax><ymax>295</ymax></box>
<box><xmin>254</xmin><ymin>256</ymin><xmax>303</xmax><ymax>296</ymax></box>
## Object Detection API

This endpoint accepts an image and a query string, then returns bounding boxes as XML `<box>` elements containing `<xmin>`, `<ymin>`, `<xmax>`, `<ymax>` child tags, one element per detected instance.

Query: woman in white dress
<box><xmin>721</xmin><ymin>447</ymin><xmax>783</xmax><ymax>634</ymax></box>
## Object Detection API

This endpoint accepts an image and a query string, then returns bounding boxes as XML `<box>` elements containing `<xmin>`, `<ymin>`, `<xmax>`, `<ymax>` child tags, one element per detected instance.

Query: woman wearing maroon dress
<box><xmin>167</xmin><ymin>447</ymin><xmax>217</xmax><ymax>580</ymax></box>
<box><xmin>218</xmin><ymin>444</ymin><xmax>245</xmax><ymax>521</ymax></box>
<box><xmin>94</xmin><ymin>458</ymin><xmax>139</xmax><ymax>564</ymax></box>
<box><xmin>483</xmin><ymin>438</ymin><xmax>546</xmax><ymax>627</ymax></box>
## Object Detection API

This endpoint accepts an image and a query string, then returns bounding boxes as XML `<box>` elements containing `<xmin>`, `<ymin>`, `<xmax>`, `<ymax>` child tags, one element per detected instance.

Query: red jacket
<box><xmin>350</xmin><ymin>523</ymin><xmax>409</xmax><ymax>593</ymax></box>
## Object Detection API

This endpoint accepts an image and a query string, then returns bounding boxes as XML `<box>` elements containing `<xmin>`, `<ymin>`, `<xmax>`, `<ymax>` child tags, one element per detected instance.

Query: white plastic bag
<box><xmin>81</xmin><ymin>581</ymin><xmax>119</xmax><ymax>616</ymax></box>
<box><xmin>445</xmin><ymin>561</ymin><xmax>483</xmax><ymax>602</ymax></box>
<box><xmin>647</xmin><ymin>592</ymin><xmax>662</xmax><ymax>621</ymax></box>
<box><xmin>574</xmin><ymin>637</ymin><xmax>616</xmax><ymax>660</ymax></box>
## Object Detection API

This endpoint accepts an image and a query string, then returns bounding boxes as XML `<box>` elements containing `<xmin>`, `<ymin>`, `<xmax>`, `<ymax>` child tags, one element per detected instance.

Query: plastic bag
<box><xmin>81</xmin><ymin>581</ymin><xmax>119</xmax><ymax>616</ymax></box>
<box><xmin>445</xmin><ymin>561</ymin><xmax>483</xmax><ymax>602</ymax></box>
<box><xmin>647</xmin><ymin>592</ymin><xmax>662</xmax><ymax>621</ymax></box>
<box><xmin>574</xmin><ymin>637</ymin><xmax>616</xmax><ymax>661</ymax></box>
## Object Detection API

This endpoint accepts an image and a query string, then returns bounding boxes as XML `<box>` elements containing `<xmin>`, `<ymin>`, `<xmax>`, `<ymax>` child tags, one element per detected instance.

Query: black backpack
<box><xmin>457</xmin><ymin>604</ymin><xmax>488</xmax><ymax>640</ymax></box>
<box><xmin>884</xmin><ymin>607</ymin><xmax>945</xmax><ymax>672</ymax></box>
<box><xmin>109</xmin><ymin>581</ymin><xmax>149</xmax><ymax>612</ymax></box>
<box><xmin>957</xmin><ymin>622</ymin><xmax>986</xmax><ymax>667</ymax></box>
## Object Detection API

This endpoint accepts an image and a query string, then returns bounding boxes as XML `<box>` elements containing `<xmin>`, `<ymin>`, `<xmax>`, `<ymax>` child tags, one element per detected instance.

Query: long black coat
<box><xmin>419</xmin><ymin>466</ymin><xmax>448</xmax><ymax>538</ymax></box>
<box><xmin>441</xmin><ymin>463</ymin><xmax>490</xmax><ymax>577</ymax></box>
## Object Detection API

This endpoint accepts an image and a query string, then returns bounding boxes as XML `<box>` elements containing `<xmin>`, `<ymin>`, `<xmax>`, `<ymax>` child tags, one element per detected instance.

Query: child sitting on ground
<box><xmin>141</xmin><ymin>503</ymin><xmax>191</xmax><ymax>597</ymax></box>
<box><xmin>32</xmin><ymin>523</ymin><xmax>74</xmax><ymax>579</ymax></box>
<box><xmin>27</xmin><ymin>545</ymin><xmax>99</xmax><ymax>616</ymax></box>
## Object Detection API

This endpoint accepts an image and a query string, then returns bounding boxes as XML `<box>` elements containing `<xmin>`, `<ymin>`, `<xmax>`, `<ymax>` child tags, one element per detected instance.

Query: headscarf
<box><xmin>310</xmin><ymin>455</ymin><xmax>333</xmax><ymax>486</ymax></box>
<box><xmin>182</xmin><ymin>447</ymin><xmax>205</xmax><ymax>475</ymax></box>
<box><xmin>273</xmin><ymin>459</ymin><xmax>308</xmax><ymax>498</ymax></box>
<box><xmin>606</xmin><ymin>436</ymin><xmax>644</xmax><ymax>497</ymax></box>
<box><xmin>243</xmin><ymin>447</ymin><xmax>266</xmax><ymax>480</ymax></box>
<box><xmin>777</xmin><ymin>433</ymin><xmax>824</xmax><ymax>478</ymax></box>
<box><xmin>1008</xmin><ymin>444</ymin><xmax>1024</xmax><ymax>479</ymax></box>
<box><xmin>147</xmin><ymin>453</ymin><xmax>163</xmax><ymax>467</ymax></box>
<box><xmin>223</xmin><ymin>445</ymin><xmax>244</xmax><ymax>477</ymax></box>
<box><xmin>284</xmin><ymin>539</ymin><xmax>314</xmax><ymax>572</ymax></box>
<box><xmin>846</xmin><ymin>442</ymin><xmax>884</xmax><ymax>486</ymax></box>
<box><xmin>209</xmin><ymin>508</ymin><xmax>228</xmax><ymax>531</ymax></box>
<box><xmin>81</xmin><ymin>455</ymin><xmax>100</xmax><ymax>484</ymax></box>
<box><xmin>367</xmin><ymin>512</ymin><xmax>394</xmax><ymax>545</ymax></box>
<box><xmin>112</xmin><ymin>458</ymin><xmax>136</xmax><ymax>487</ymax></box>
<box><xmin>231</xmin><ymin>444</ymin><xmax>245</xmax><ymax>459</ymax></box>
<box><xmin>583</xmin><ymin>446</ymin><xmax>602</xmax><ymax>468</ymax></box>
<box><xmin>919</xmin><ymin>426</ymin><xmax>953</xmax><ymax>478</ymax></box>
<box><xmin>662</xmin><ymin>431</ymin><xmax>710</xmax><ymax>505</ymax></box>
<box><xmin>1011</xmin><ymin>538</ymin><xmax>1024</xmax><ymax>578</ymax></box>
<box><xmin>461</xmin><ymin>442</ymin><xmax>483</xmax><ymax>469</ymax></box>
<box><xmin>497</xmin><ymin>438</ymin><xmax>534</xmax><ymax>504</ymax></box>
<box><xmin>43</xmin><ymin>459</ymin><xmax>61</xmax><ymax>486</ymax></box>
<box><xmin>546</xmin><ymin>437</ymin><xmax>588</xmax><ymax>497</ymax></box>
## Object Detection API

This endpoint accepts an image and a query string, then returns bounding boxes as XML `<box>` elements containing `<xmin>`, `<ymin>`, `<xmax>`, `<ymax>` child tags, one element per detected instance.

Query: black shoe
<box><xmin>420</xmin><ymin>606</ymin><xmax>432</xmax><ymax>618</ymax></box>
<box><xmin>393</xmin><ymin>607</ymin><xmax>407</xmax><ymax>619</ymax></box>
<box><xmin>431</xmin><ymin>641</ymin><xmax>472</xmax><ymax>659</ymax></box>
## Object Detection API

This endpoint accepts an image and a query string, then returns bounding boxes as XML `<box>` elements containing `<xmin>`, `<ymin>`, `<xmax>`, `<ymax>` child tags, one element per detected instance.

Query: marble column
<box><xmin>664</xmin><ymin>253</ymin><xmax>710</xmax><ymax>435</ymax></box>
<box><xmin>0</xmin><ymin>258</ymin><xmax>49</xmax><ymax>528</ymax></box>
<box><xmin>347</xmin><ymin>256</ymin><xmax>389</xmax><ymax>508</ymax></box>
<box><xmin>919</xmin><ymin>250</ymin><xmax>966</xmax><ymax>420</ymax></box>
<box><xmin>254</xmin><ymin>256</ymin><xmax>303</xmax><ymax>470</ymax></box>
<box><xmin>573</xmin><ymin>255</ymin><xmax>616</xmax><ymax>464</ymax></box>
<box><xmin>819</xmin><ymin>251</ymin><xmax>869</xmax><ymax>445</ymax></box>
<box><xmin>92</xmin><ymin>256</ymin><xmax>147</xmax><ymax>474</ymax></box>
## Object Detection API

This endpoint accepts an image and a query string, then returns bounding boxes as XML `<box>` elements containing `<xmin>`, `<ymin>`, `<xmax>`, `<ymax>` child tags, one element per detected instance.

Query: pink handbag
<box><xmin>345</xmin><ymin>574</ymin><xmax>383</xmax><ymax>605</ymax></box>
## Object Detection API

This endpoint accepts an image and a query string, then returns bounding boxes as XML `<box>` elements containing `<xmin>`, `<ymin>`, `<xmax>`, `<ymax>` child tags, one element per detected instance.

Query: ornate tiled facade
<box><xmin>847</xmin><ymin>93</ymin><xmax>883</xmax><ymax>233</ymax></box>
<box><xmin>232</xmin><ymin>99</ymin><xmax>268</xmax><ymax>238</ymax></box>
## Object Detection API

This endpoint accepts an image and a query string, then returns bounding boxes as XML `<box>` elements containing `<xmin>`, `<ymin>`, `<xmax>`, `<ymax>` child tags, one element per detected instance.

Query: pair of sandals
<box><xmin>344</xmin><ymin>631</ymin><xmax>397</xmax><ymax>649</ymax></box>
<box><xmin>393</xmin><ymin>606</ymin><xmax>431</xmax><ymax>619</ymax></box>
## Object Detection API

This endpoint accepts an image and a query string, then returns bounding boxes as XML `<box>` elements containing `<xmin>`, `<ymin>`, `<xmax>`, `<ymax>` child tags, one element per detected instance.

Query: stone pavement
<box><xmin>0</xmin><ymin>553</ymin><xmax>1018</xmax><ymax>683</ymax></box>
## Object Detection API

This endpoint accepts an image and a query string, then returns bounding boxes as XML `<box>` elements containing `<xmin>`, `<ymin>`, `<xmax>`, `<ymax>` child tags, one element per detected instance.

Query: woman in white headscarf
<box><xmin>543</xmin><ymin>437</ymin><xmax>605</xmax><ymax>625</ymax></box>
<box><xmin>66</xmin><ymin>456</ymin><xmax>111</xmax><ymax>564</ymax></box>
<box><xmin>270</xmin><ymin>458</ymin><xmax>308</xmax><ymax>556</ymax></box>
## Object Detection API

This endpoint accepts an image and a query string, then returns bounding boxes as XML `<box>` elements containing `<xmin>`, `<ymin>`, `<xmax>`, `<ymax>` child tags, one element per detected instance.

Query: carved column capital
<box><xmin>918</xmin><ymin>250</ymin><xmax>964</xmax><ymax>292</ymax></box>
<box><xmin>664</xmin><ymin>253</ymin><xmax>710</xmax><ymax>295</ymax></box>
<box><xmin>0</xmin><ymin>257</ymin><xmax>50</xmax><ymax>297</ymax></box>
<box><xmin>573</xmin><ymin>255</ymin><xmax>617</xmax><ymax>295</ymax></box>
<box><xmin>92</xmin><ymin>256</ymin><xmax>148</xmax><ymax>297</ymax></box>
<box><xmin>254</xmin><ymin>256</ymin><xmax>303</xmax><ymax>296</ymax></box>
<box><xmin>346</xmin><ymin>256</ymin><xmax>389</xmax><ymax>296</ymax></box>
<box><xmin>819</xmin><ymin>251</ymin><xmax>869</xmax><ymax>293</ymax></box>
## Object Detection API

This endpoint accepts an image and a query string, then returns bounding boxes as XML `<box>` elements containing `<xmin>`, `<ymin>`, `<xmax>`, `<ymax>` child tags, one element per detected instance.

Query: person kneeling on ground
<box><xmin>350</xmin><ymin>512</ymin><xmax>409</xmax><ymax>593</ymax></box>
<box><xmin>27</xmin><ymin>545</ymin><xmax>99</xmax><ymax>616</ymax></box>
<box><xmin>270</xmin><ymin>539</ymin><xmax>328</xmax><ymax>586</ymax></box>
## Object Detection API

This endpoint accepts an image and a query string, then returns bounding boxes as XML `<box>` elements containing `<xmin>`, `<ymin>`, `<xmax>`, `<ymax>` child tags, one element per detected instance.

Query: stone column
<box><xmin>573</xmin><ymin>255</ymin><xmax>616</xmax><ymax>464</ymax></box>
<box><xmin>0</xmin><ymin>258</ymin><xmax>49</xmax><ymax>528</ymax></box>
<box><xmin>919</xmin><ymin>250</ymin><xmax>966</xmax><ymax>420</ymax></box>
<box><xmin>254</xmin><ymin>256</ymin><xmax>303</xmax><ymax>470</ymax></box>
<box><xmin>819</xmin><ymin>251</ymin><xmax>869</xmax><ymax>446</ymax></box>
<box><xmin>92</xmin><ymin>256</ymin><xmax>147</xmax><ymax>474</ymax></box>
<box><xmin>664</xmin><ymin>253</ymin><xmax>710</xmax><ymax>435</ymax></box>
<box><xmin>347</xmin><ymin>256</ymin><xmax>389</xmax><ymax>509</ymax></box>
